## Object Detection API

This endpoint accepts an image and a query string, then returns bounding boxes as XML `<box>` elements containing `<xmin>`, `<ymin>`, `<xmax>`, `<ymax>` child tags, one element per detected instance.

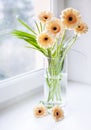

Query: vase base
<box><xmin>40</xmin><ymin>100</ymin><xmax>66</xmax><ymax>108</ymax></box>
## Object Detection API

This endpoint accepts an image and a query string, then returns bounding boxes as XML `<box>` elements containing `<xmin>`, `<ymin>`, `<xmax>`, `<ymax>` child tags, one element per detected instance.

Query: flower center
<box><xmin>78</xmin><ymin>25</ymin><xmax>81</xmax><ymax>28</ymax></box>
<box><xmin>77</xmin><ymin>25</ymin><xmax>84</xmax><ymax>31</ymax></box>
<box><xmin>44</xmin><ymin>37</ymin><xmax>48</xmax><ymax>41</ymax></box>
<box><xmin>56</xmin><ymin>112</ymin><xmax>59</xmax><ymax>116</ymax></box>
<box><xmin>68</xmin><ymin>17</ymin><xmax>73</xmax><ymax>21</ymax></box>
<box><xmin>44</xmin><ymin>16</ymin><xmax>48</xmax><ymax>19</ymax></box>
<box><xmin>53</xmin><ymin>27</ymin><xmax>57</xmax><ymax>30</ymax></box>
<box><xmin>38</xmin><ymin>110</ymin><xmax>42</xmax><ymax>113</ymax></box>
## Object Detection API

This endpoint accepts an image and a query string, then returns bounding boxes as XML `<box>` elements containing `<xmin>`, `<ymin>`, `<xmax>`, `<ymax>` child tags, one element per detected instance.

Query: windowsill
<box><xmin>0</xmin><ymin>81</ymin><xmax>91</xmax><ymax>130</ymax></box>
<box><xmin>0</xmin><ymin>69</ymin><xmax>44</xmax><ymax>104</ymax></box>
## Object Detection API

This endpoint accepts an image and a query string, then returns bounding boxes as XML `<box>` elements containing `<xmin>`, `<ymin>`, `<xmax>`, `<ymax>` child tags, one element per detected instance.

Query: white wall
<box><xmin>64</xmin><ymin>0</ymin><xmax>91</xmax><ymax>84</ymax></box>
<box><xmin>33</xmin><ymin>0</ymin><xmax>50</xmax><ymax>14</ymax></box>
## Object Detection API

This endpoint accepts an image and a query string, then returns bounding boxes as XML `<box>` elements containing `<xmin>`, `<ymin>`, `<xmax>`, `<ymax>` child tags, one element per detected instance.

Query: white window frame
<box><xmin>0</xmin><ymin>69</ymin><xmax>43</xmax><ymax>104</ymax></box>
<box><xmin>50</xmin><ymin>0</ymin><xmax>64</xmax><ymax>16</ymax></box>
<box><xmin>0</xmin><ymin>0</ymin><xmax>64</xmax><ymax>105</ymax></box>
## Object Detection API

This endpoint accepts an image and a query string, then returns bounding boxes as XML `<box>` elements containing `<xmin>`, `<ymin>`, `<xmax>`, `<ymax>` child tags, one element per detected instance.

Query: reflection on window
<box><xmin>0</xmin><ymin>0</ymin><xmax>50</xmax><ymax>80</ymax></box>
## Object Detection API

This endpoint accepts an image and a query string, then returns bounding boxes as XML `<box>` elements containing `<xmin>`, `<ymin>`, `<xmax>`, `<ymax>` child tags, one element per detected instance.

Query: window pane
<box><xmin>0</xmin><ymin>0</ymin><xmax>50</xmax><ymax>80</ymax></box>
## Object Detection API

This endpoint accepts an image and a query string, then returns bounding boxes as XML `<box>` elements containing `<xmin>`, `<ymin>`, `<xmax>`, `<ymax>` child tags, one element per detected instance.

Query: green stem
<box><xmin>60</xmin><ymin>35</ymin><xmax>78</xmax><ymax>67</ymax></box>
<box><xmin>35</xmin><ymin>21</ymin><xmax>40</xmax><ymax>33</ymax></box>
<box><xmin>40</xmin><ymin>22</ymin><xmax>42</xmax><ymax>32</ymax></box>
<box><xmin>58</xmin><ymin>29</ymin><xmax>66</xmax><ymax>54</ymax></box>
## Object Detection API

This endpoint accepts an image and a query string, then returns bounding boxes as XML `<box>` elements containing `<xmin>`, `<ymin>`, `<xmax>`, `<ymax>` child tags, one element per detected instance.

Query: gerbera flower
<box><xmin>60</xmin><ymin>8</ymin><xmax>81</xmax><ymax>29</ymax></box>
<box><xmin>37</xmin><ymin>32</ymin><xmax>54</xmax><ymax>48</ymax></box>
<box><xmin>38</xmin><ymin>11</ymin><xmax>53</xmax><ymax>23</ymax></box>
<box><xmin>74</xmin><ymin>22</ymin><xmax>88</xmax><ymax>35</ymax></box>
<box><xmin>46</xmin><ymin>18</ymin><xmax>63</xmax><ymax>36</ymax></box>
<box><xmin>33</xmin><ymin>104</ymin><xmax>47</xmax><ymax>118</ymax></box>
<box><xmin>52</xmin><ymin>105</ymin><xmax>64</xmax><ymax>121</ymax></box>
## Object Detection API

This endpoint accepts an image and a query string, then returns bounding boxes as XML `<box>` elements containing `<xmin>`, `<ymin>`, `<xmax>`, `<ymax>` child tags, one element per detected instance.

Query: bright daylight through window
<box><xmin>0</xmin><ymin>0</ymin><xmax>50</xmax><ymax>81</ymax></box>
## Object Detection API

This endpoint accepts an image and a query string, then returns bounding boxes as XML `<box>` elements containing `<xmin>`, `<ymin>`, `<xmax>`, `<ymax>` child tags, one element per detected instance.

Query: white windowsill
<box><xmin>0</xmin><ymin>81</ymin><xmax>91</xmax><ymax>130</ymax></box>
<box><xmin>0</xmin><ymin>69</ymin><xmax>44</xmax><ymax>105</ymax></box>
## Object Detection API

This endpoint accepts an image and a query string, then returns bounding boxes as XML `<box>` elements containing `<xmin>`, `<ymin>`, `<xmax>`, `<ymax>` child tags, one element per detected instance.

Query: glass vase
<box><xmin>43</xmin><ymin>56</ymin><xmax>67</xmax><ymax>107</ymax></box>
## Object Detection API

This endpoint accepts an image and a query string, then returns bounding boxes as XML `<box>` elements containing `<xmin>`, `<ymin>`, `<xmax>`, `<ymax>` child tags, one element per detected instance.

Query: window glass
<box><xmin>0</xmin><ymin>0</ymin><xmax>50</xmax><ymax>80</ymax></box>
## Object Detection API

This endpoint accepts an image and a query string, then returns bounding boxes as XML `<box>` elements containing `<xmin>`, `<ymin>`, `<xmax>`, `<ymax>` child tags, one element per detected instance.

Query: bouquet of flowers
<box><xmin>12</xmin><ymin>8</ymin><xmax>88</xmax><ymax>113</ymax></box>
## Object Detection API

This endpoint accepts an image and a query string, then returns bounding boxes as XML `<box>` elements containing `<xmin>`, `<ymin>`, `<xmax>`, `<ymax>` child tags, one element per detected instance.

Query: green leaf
<box><xmin>25</xmin><ymin>45</ymin><xmax>37</xmax><ymax>50</ymax></box>
<box><xmin>12</xmin><ymin>30</ymin><xmax>36</xmax><ymax>42</ymax></box>
<box><xmin>12</xmin><ymin>29</ymin><xmax>48</xmax><ymax>56</ymax></box>
<box><xmin>18</xmin><ymin>18</ymin><xmax>37</xmax><ymax>35</ymax></box>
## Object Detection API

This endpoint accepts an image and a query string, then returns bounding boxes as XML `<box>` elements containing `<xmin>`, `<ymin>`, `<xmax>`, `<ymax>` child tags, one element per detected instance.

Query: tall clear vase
<box><xmin>43</xmin><ymin>56</ymin><xmax>67</xmax><ymax>108</ymax></box>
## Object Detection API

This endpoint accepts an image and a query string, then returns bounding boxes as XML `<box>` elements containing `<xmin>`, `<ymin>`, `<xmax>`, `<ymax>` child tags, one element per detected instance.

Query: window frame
<box><xmin>0</xmin><ymin>69</ymin><xmax>43</xmax><ymax>104</ymax></box>
<box><xmin>50</xmin><ymin>0</ymin><xmax>64</xmax><ymax>16</ymax></box>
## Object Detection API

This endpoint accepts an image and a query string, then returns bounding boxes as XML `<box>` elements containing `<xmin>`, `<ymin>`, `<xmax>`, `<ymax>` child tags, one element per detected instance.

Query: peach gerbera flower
<box><xmin>74</xmin><ymin>22</ymin><xmax>88</xmax><ymax>35</ymax></box>
<box><xmin>60</xmin><ymin>8</ymin><xmax>81</xmax><ymax>29</ymax></box>
<box><xmin>38</xmin><ymin>11</ymin><xmax>53</xmax><ymax>23</ymax></box>
<box><xmin>37</xmin><ymin>32</ymin><xmax>54</xmax><ymax>48</ymax></box>
<box><xmin>46</xmin><ymin>18</ymin><xmax>63</xmax><ymax>36</ymax></box>
<box><xmin>33</xmin><ymin>104</ymin><xmax>47</xmax><ymax>118</ymax></box>
<box><xmin>52</xmin><ymin>105</ymin><xmax>64</xmax><ymax>121</ymax></box>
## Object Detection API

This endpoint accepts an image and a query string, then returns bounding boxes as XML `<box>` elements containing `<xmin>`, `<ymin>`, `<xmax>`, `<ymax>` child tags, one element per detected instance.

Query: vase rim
<box><xmin>43</xmin><ymin>55</ymin><xmax>67</xmax><ymax>59</ymax></box>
